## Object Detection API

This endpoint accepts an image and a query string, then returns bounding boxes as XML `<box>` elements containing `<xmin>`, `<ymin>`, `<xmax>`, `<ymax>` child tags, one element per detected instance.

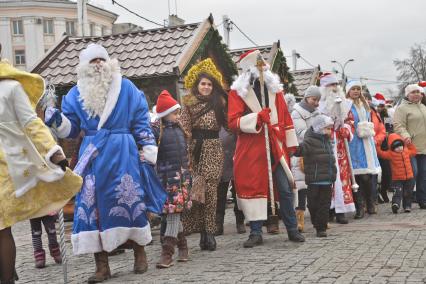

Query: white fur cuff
<box><xmin>285</xmin><ymin>128</ymin><xmax>299</xmax><ymax>148</ymax></box>
<box><xmin>343</xmin><ymin>124</ymin><xmax>354</xmax><ymax>141</ymax></box>
<box><xmin>45</xmin><ymin>144</ymin><xmax>65</xmax><ymax>169</ymax></box>
<box><xmin>239</xmin><ymin>113</ymin><xmax>261</xmax><ymax>134</ymax></box>
<box><xmin>141</xmin><ymin>145</ymin><xmax>158</xmax><ymax>165</ymax></box>
<box><xmin>56</xmin><ymin>114</ymin><xmax>72</xmax><ymax>138</ymax></box>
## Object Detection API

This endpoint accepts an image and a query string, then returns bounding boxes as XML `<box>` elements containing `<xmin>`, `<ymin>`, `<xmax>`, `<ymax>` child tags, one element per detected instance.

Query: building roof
<box><xmin>290</xmin><ymin>67</ymin><xmax>320</xmax><ymax>97</ymax></box>
<box><xmin>32</xmin><ymin>21</ymin><xmax>210</xmax><ymax>86</ymax></box>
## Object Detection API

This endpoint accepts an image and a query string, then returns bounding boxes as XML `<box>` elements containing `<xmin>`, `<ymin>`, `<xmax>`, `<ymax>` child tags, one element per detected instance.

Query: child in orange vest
<box><xmin>376</xmin><ymin>133</ymin><xmax>417</xmax><ymax>213</ymax></box>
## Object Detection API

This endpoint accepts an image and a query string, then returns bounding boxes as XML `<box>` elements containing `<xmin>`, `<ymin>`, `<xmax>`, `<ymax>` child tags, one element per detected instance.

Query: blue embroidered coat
<box><xmin>348</xmin><ymin>103</ymin><xmax>381</xmax><ymax>175</ymax></box>
<box><xmin>61</xmin><ymin>77</ymin><xmax>166</xmax><ymax>254</ymax></box>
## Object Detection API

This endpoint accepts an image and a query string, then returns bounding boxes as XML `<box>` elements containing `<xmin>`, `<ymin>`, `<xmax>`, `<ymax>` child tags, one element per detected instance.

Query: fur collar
<box><xmin>231</xmin><ymin>66</ymin><xmax>283</xmax><ymax>98</ymax></box>
<box><xmin>97</xmin><ymin>72</ymin><xmax>122</xmax><ymax>130</ymax></box>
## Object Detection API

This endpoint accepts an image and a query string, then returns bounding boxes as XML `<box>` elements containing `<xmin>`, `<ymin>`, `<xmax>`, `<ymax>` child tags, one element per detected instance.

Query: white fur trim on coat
<box><xmin>98</xmin><ymin>72</ymin><xmax>122</xmax><ymax>130</ymax></box>
<box><xmin>285</xmin><ymin>128</ymin><xmax>298</xmax><ymax>148</ymax></box>
<box><xmin>56</xmin><ymin>114</ymin><xmax>72</xmax><ymax>138</ymax></box>
<box><xmin>44</xmin><ymin>144</ymin><xmax>65</xmax><ymax>170</ymax></box>
<box><xmin>356</xmin><ymin>121</ymin><xmax>375</xmax><ymax>138</ymax></box>
<box><xmin>71</xmin><ymin>225</ymin><xmax>152</xmax><ymax>254</ymax></box>
<box><xmin>342</xmin><ymin>123</ymin><xmax>354</xmax><ymax>141</ymax></box>
<box><xmin>231</xmin><ymin>67</ymin><xmax>283</xmax><ymax>99</ymax></box>
<box><xmin>236</xmin><ymin>197</ymin><xmax>267</xmax><ymax>222</ymax></box>
<box><xmin>141</xmin><ymin>145</ymin><xmax>158</xmax><ymax>165</ymax></box>
<box><xmin>239</xmin><ymin>113</ymin><xmax>261</xmax><ymax>134</ymax></box>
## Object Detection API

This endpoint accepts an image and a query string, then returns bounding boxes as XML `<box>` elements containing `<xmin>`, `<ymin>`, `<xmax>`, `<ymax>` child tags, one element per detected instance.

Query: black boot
<box><xmin>243</xmin><ymin>234</ymin><xmax>263</xmax><ymax>248</ymax></box>
<box><xmin>199</xmin><ymin>231</ymin><xmax>207</xmax><ymax>250</ymax></box>
<box><xmin>236</xmin><ymin>222</ymin><xmax>246</xmax><ymax>234</ymax></box>
<box><xmin>336</xmin><ymin>213</ymin><xmax>349</xmax><ymax>224</ymax></box>
<box><xmin>353</xmin><ymin>191</ymin><xmax>365</xmax><ymax>219</ymax></box>
<box><xmin>380</xmin><ymin>187</ymin><xmax>389</xmax><ymax>203</ymax></box>
<box><xmin>287</xmin><ymin>230</ymin><xmax>305</xmax><ymax>242</ymax></box>
<box><xmin>216</xmin><ymin>182</ymin><xmax>228</xmax><ymax>236</ymax></box>
<box><xmin>354</xmin><ymin>207</ymin><xmax>365</xmax><ymax>219</ymax></box>
<box><xmin>215</xmin><ymin>214</ymin><xmax>224</xmax><ymax>236</ymax></box>
<box><xmin>328</xmin><ymin>209</ymin><xmax>336</xmax><ymax>222</ymax></box>
<box><xmin>205</xmin><ymin>233</ymin><xmax>216</xmax><ymax>251</ymax></box>
<box><xmin>366</xmin><ymin>178</ymin><xmax>377</xmax><ymax>214</ymax></box>
<box><xmin>235</xmin><ymin>210</ymin><xmax>246</xmax><ymax>234</ymax></box>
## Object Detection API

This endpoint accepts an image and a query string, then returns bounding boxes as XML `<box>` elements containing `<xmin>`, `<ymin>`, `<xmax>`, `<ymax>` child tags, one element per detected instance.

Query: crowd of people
<box><xmin>2</xmin><ymin>42</ymin><xmax>426</xmax><ymax>284</ymax></box>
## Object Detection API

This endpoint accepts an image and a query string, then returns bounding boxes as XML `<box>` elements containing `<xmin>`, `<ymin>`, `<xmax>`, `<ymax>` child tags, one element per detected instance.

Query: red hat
<box><xmin>319</xmin><ymin>72</ymin><xmax>339</xmax><ymax>87</ymax></box>
<box><xmin>156</xmin><ymin>90</ymin><xmax>180</xmax><ymax>119</ymax></box>
<box><xmin>238</xmin><ymin>49</ymin><xmax>262</xmax><ymax>72</ymax></box>
<box><xmin>418</xmin><ymin>81</ymin><xmax>426</xmax><ymax>87</ymax></box>
<box><xmin>374</xmin><ymin>93</ymin><xmax>386</xmax><ymax>105</ymax></box>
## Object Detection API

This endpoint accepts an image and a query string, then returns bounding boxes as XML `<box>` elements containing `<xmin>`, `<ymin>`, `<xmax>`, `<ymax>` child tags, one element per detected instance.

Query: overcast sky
<box><xmin>92</xmin><ymin>0</ymin><xmax>425</xmax><ymax>97</ymax></box>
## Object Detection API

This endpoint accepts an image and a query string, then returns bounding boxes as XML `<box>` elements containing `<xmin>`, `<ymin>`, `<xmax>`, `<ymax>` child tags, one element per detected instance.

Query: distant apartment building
<box><xmin>0</xmin><ymin>0</ymin><xmax>118</xmax><ymax>70</ymax></box>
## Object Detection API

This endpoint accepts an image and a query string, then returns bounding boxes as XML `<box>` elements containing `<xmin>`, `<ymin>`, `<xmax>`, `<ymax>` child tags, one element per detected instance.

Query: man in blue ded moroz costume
<box><xmin>45</xmin><ymin>43</ymin><xmax>166</xmax><ymax>283</ymax></box>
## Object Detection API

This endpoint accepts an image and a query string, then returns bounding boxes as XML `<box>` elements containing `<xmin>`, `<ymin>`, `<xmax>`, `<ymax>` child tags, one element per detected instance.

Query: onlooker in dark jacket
<box><xmin>296</xmin><ymin>114</ymin><xmax>337</xmax><ymax>237</ymax></box>
<box><xmin>216</xmin><ymin>127</ymin><xmax>245</xmax><ymax>235</ymax></box>
<box><xmin>153</xmin><ymin>90</ymin><xmax>192</xmax><ymax>268</ymax></box>
<box><xmin>377</xmin><ymin>133</ymin><xmax>417</xmax><ymax>213</ymax></box>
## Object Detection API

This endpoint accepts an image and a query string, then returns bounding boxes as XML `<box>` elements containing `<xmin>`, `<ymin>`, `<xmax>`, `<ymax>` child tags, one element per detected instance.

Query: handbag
<box><xmin>190</xmin><ymin>173</ymin><xmax>206</xmax><ymax>204</ymax></box>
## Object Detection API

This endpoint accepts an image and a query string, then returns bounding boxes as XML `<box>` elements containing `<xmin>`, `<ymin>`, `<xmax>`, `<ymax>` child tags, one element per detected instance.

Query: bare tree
<box><xmin>394</xmin><ymin>43</ymin><xmax>426</xmax><ymax>95</ymax></box>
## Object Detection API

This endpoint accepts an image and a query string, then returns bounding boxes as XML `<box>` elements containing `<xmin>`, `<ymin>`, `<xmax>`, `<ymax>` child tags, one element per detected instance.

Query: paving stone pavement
<box><xmin>12</xmin><ymin>201</ymin><xmax>426</xmax><ymax>284</ymax></box>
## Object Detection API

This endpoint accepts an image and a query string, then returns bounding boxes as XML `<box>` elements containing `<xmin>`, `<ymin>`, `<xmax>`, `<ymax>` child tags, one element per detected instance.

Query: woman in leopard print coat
<box><xmin>181</xmin><ymin>72</ymin><xmax>226</xmax><ymax>251</ymax></box>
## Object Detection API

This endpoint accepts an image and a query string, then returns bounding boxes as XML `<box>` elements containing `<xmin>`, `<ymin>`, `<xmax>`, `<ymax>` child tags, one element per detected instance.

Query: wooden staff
<box><xmin>256</xmin><ymin>55</ymin><xmax>277</xmax><ymax>216</ymax></box>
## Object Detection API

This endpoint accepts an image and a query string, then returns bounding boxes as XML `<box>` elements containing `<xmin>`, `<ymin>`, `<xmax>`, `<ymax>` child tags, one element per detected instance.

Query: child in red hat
<box><xmin>154</xmin><ymin>90</ymin><xmax>192</xmax><ymax>268</ymax></box>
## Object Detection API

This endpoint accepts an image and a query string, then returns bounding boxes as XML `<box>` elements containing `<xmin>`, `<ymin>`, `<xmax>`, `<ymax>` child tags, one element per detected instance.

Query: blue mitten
<box><xmin>44</xmin><ymin>107</ymin><xmax>62</xmax><ymax>127</ymax></box>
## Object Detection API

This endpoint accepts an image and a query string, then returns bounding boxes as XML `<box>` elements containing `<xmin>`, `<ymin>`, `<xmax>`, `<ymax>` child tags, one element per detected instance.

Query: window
<box><xmin>14</xmin><ymin>50</ymin><xmax>26</xmax><ymax>65</ymax></box>
<box><xmin>43</xmin><ymin>19</ymin><xmax>54</xmax><ymax>34</ymax></box>
<box><xmin>90</xmin><ymin>23</ymin><xmax>95</xmax><ymax>36</ymax></box>
<box><xmin>65</xmin><ymin>21</ymin><xmax>76</xmax><ymax>36</ymax></box>
<box><xmin>12</xmin><ymin>19</ymin><xmax>24</xmax><ymax>35</ymax></box>
<box><xmin>101</xmin><ymin>25</ymin><xmax>106</xmax><ymax>35</ymax></box>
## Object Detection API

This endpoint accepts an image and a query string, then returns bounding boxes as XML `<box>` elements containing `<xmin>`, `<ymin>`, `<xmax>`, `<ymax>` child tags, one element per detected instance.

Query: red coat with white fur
<box><xmin>228</xmin><ymin>88</ymin><xmax>298</xmax><ymax>222</ymax></box>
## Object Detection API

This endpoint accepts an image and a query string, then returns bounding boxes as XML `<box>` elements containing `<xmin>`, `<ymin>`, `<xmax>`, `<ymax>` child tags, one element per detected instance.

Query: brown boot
<box><xmin>296</xmin><ymin>210</ymin><xmax>305</xmax><ymax>232</ymax></box>
<box><xmin>87</xmin><ymin>251</ymin><xmax>111</xmax><ymax>283</ymax></box>
<box><xmin>177</xmin><ymin>233</ymin><xmax>189</xmax><ymax>262</ymax></box>
<box><xmin>156</xmin><ymin>236</ymin><xmax>177</xmax><ymax>269</ymax></box>
<box><xmin>133</xmin><ymin>243</ymin><xmax>148</xmax><ymax>274</ymax></box>
<box><xmin>236</xmin><ymin>222</ymin><xmax>246</xmax><ymax>234</ymax></box>
<box><xmin>266</xmin><ymin>215</ymin><xmax>279</xmax><ymax>234</ymax></box>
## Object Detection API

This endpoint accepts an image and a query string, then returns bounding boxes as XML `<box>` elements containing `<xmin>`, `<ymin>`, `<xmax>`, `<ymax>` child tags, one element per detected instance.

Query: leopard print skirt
<box><xmin>182</xmin><ymin>138</ymin><xmax>224</xmax><ymax>234</ymax></box>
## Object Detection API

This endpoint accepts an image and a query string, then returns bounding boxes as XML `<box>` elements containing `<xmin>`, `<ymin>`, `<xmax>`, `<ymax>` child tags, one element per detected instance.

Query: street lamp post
<box><xmin>331</xmin><ymin>59</ymin><xmax>354</xmax><ymax>89</ymax></box>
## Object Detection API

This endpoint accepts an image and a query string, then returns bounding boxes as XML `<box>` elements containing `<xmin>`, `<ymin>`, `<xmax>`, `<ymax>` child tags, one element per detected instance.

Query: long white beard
<box><xmin>318</xmin><ymin>86</ymin><xmax>351</xmax><ymax>128</ymax></box>
<box><xmin>231</xmin><ymin>65</ymin><xmax>283</xmax><ymax>98</ymax></box>
<box><xmin>77</xmin><ymin>59</ymin><xmax>120</xmax><ymax>118</ymax></box>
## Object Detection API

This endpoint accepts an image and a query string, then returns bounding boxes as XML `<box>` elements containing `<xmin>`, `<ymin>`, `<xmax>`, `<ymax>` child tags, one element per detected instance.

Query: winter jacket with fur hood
<box><xmin>296</xmin><ymin>128</ymin><xmax>337</xmax><ymax>185</ymax></box>
<box><xmin>393</xmin><ymin>98</ymin><xmax>426</xmax><ymax>154</ymax></box>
